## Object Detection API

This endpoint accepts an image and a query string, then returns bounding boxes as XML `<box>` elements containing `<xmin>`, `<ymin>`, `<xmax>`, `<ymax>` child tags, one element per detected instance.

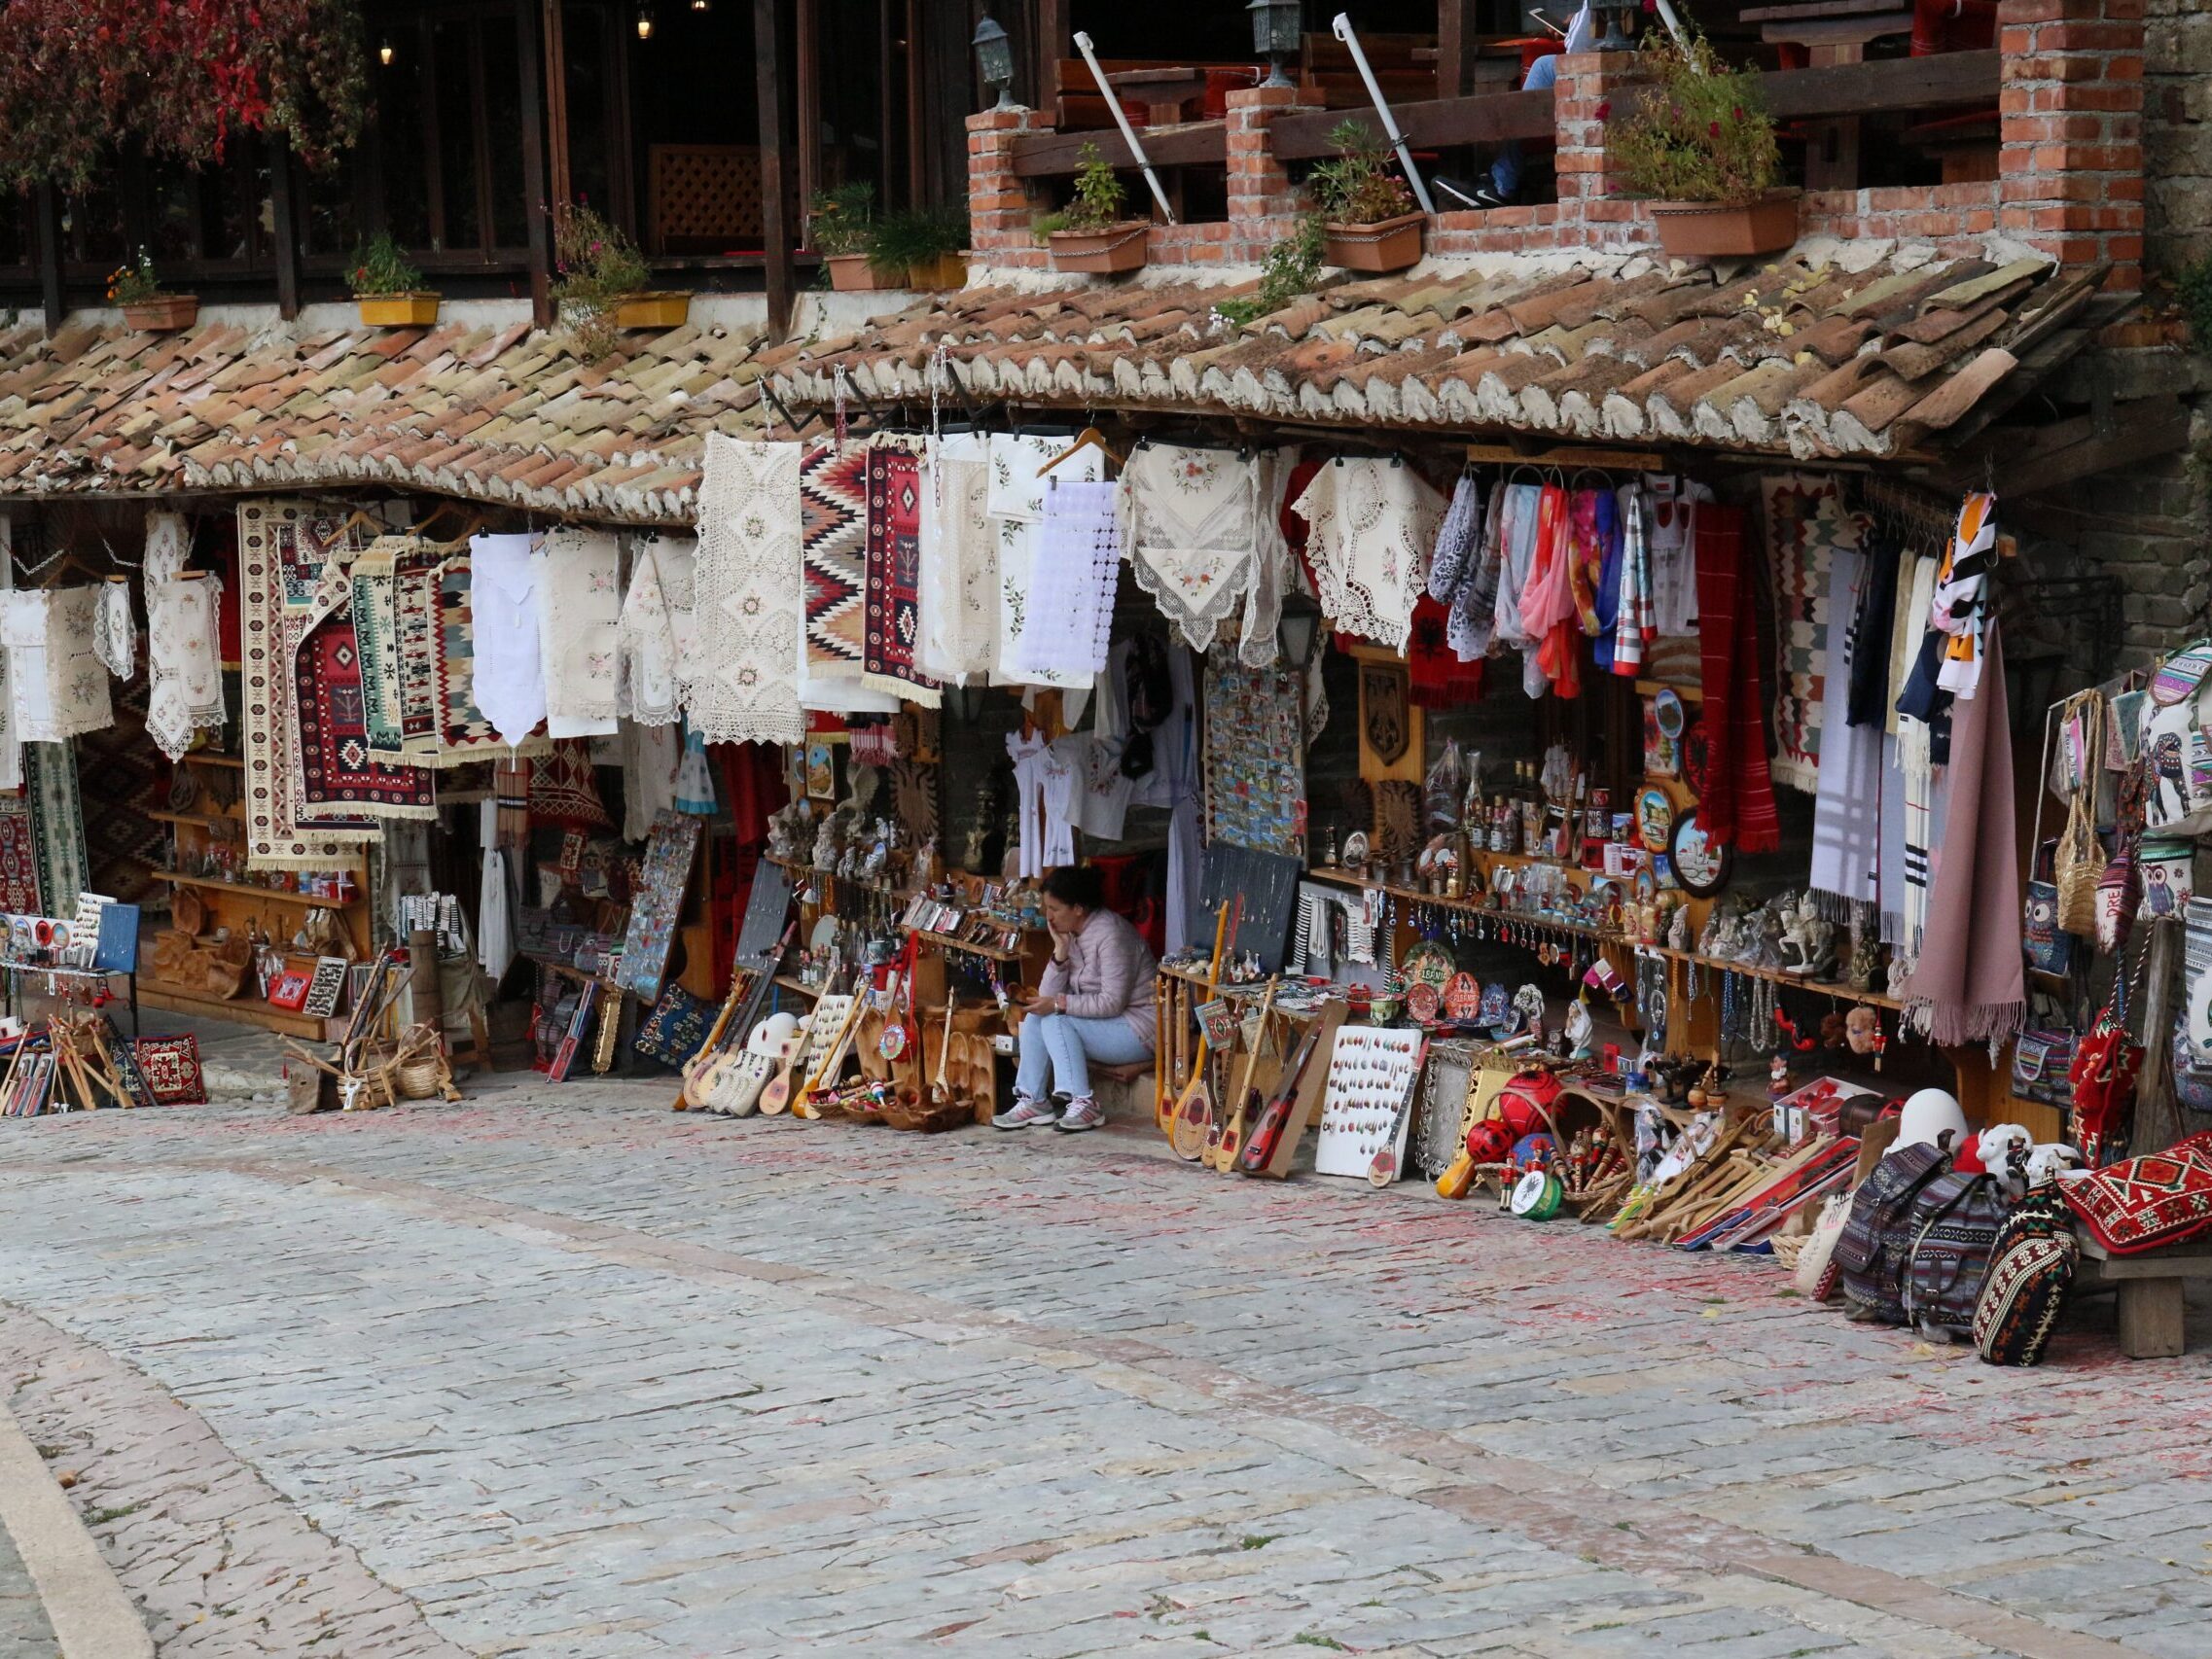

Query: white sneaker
<box><xmin>993</xmin><ymin>1096</ymin><xmax>1058</xmax><ymax>1130</ymax></box>
<box><xmin>1054</xmin><ymin>1097</ymin><xmax>1104</xmax><ymax>1133</ymax></box>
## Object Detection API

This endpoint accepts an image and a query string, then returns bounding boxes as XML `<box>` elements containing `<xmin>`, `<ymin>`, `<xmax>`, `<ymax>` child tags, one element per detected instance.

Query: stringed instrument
<box><xmin>759</xmin><ymin>990</ymin><xmax>850</xmax><ymax>1117</ymax></box>
<box><xmin>1238</xmin><ymin>1007</ymin><xmax>1331</xmax><ymax>1177</ymax></box>
<box><xmin>927</xmin><ymin>993</ymin><xmax>957</xmax><ymax>1106</ymax></box>
<box><xmin>1166</xmin><ymin>900</ymin><xmax>1236</xmax><ymax>1161</ymax></box>
<box><xmin>1208</xmin><ymin>976</ymin><xmax>1275</xmax><ymax>1173</ymax></box>
<box><xmin>678</xmin><ymin>921</ymin><xmax>796</xmax><ymax>1112</ymax></box>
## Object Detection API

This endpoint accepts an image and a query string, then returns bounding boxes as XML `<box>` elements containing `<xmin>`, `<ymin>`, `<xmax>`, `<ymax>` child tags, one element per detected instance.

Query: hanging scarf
<box><xmin>1610</xmin><ymin>480</ymin><xmax>1652</xmax><ymax>678</ymax></box>
<box><xmin>1427</xmin><ymin>474</ymin><xmax>1483</xmax><ymax>606</ymax></box>
<box><xmin>1452</xmin><ymin>483</ymin><xmax>1506</xmax><ymax>663</ymax></box>
<box><xmin>1567</xmin><ymin>488</ymin><xmax>1612</xmax><ymax>637</ymax></box>
<box><xmin>1932</xmin><ymin>491</ymin><xmax>1998</xmax><ymax>698</ymax></box>
<box><xmin>1810</xmin><ymin>546</ymin><xmax>1887</xmax><ymax>908</ymax></box>
<box><xmin>916</xmin><ymin>432</ymin><xmax>996</xmax><ymax>685</ymax></box>
<box><xmin>1493</xmin><ymin>482</ymin><xmax>1539</xmax><ymax>648</ymax></box>
<box><xmin>1527</xmin><ymin>484</ymin><xmax>1582</xmax><ymax>699</ymax></box>
<box><xmin>1761</xmin><ymin>474</ymin><xmax>1842</xmax><ymax>794</ymax></box>
<box><xmin>1693</xmin><ymin>504</ymin><xmax>1781</xmax><ymax>854</ymax></box>
<box><xmin>1290</xmin><ymin>456</ymin><xmax>1443</xmax><ymax>654</ymax></box>
<box><xmin>1844</xmin><ymin>533</ymin><xmax>1901</xmax><ymax>727</ymax></box>
<box><xmin>1903</xmin><ymin>621</ymin><xmax>2025</xmax><ymax>1044</ymax></box>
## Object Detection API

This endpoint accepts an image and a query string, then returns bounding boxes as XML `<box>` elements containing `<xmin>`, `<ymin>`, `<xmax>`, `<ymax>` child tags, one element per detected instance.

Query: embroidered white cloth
<box><xmin>1006</xmin><ymin>478</ymin><xmax>1122</xmax><ymax>681</ymax></box>
<box><xmin>1292</xmin><ymin>457</ymin><xmax>1444</xmax><ymax>654</ymax></box>
<box><xmin>537</xmin><ymin>528</ymin><xmax>620</xmax><ymax>739</ymax></box>
<box><xmin>618</xmin><ymin>531</ymin><xmax>695</xmax><ymax>726</ymax></box>
<box><xmin>1</xmin><ymin>586</ymin><xmax>111</xmax><ymax>743</ymax></box>
<box><xmin>1237</xmin><ymin>447</ymin><xmax>1299</xmax><ymax>668</ymax></box>
<box><xmin>917</xmin><ymin>433</ymin><xmax>995</xmax><ymax>684</ymax></box>
<box><xmin>1809</xmin><ymin>547</ymin><xmax>1889</xmax><ymax>907</ymax></box>
<box><xmin>145</xmin><ymin>574</ymin><xmax>225</xmax><ymax>761</ymax></box>
<box><xmin>1122</xmin><ymin>441</ymin><xmax>1261</xmax><ymax>654</ymax></box>
<box><xmin>93</xmin><ymin>581</ymin><xmax>134</xmax><ymax>680</ymax></box>
<box><xmin>988</xmin><ymin>434</ymin><xmax>1102</xmax><ymax>691</ymax></box>
<box><xmin>692</xmin><ymin>434</ymin><xmax>806</xmax><ymax>746</ymax></box>
<box><xmin>620</xmin><ymin>718</ymin><xmax>681</xmax><ymax>842</ymax></box>
<box><xmin>144</xmin><ymin>511</ymin><xmax>191</xmax><ymax>582</ymax></box>
<box><xmin>468</xmin><ymin>534</ymin><xmax>547</xmax><ymax>750</ymax></box>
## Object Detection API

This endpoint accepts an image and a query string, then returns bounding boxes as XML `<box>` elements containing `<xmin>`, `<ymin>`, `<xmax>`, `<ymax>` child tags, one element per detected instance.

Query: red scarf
<box><xmin>1694</xmin><ymin>505</ymin><xmax>1780</xmax><ymax>853</ymax></box>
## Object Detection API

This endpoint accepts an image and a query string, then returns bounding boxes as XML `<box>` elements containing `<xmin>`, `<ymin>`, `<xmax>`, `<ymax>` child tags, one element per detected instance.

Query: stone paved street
<box><xmin>2</xmin><ymin>1087</ymin><xmax>2211</xmax><ymax>1659</ymax></box>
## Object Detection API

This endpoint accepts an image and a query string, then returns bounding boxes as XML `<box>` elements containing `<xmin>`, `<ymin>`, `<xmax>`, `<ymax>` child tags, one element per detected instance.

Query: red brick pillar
<box><xmin>1998</xmin><ymin>0</ymin><xmax>2145</xmax><ymax>290</ymax></box>
<box><xmin>968</xmin><ymin>107</ymin><xmax>1047</xmax><ymax>267</ymax></box>
<box><xmin>1552</xmin><ymin>51</ymin><xmax>1646</xmax><ymax>246</ymax></box>
<box><xmin>1226</xmin><ymin>86</ymin><xmax>1318</xmax><ymax>262</ymax></box>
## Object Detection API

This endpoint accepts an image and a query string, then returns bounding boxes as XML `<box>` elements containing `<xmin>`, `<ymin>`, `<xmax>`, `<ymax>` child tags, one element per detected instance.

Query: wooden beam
<box><xmin>268</xmin><ymin>134</ymin><xmax>303</xmax><ymax>321</ymax></box>
<box><xmin>2007</xmin><ymin>398</ymin><xmax>2191</xmax><ymax>498</ymax></box>
<box><xmin>1758</xmin><ymin>50</ymin><xmax>1996</xmax><ymax>120</ymax></box>
<box><xmin>32</xmin><ymin>184</ymin><xmax>61</xmax><ymax>337</ymax></box>
<box><xmin>515</xmin><ymin>0</ymin><xmax>555</xmax><ymax>328</ymax></box>
<box><xmin>1274</xmin><ymin>88</ymin><xmax>1553</xmax><ymax>159</ymax></box>
<box><xmin>1032</xmin><ymin>0</ymin><xmax>1068</xmax><ymax>122</ymax></box>
<box><xmin>1012</xmin><ymin>119</ymin><xmax>1228</xmax><ymax>178</ymax></box>
<box><xmin>796</xmin><ymin>0</ymin><xmax>822</xmax><ymax>218</ymax></box>
<box><xmin>757</xmin><ymin>0</ymin><xmax>796</xmax><ymax>339</ymax></box>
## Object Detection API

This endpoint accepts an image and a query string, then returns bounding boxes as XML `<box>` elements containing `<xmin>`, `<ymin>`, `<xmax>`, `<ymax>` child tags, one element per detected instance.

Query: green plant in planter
<box><xmin>106</xmin><ymin>248</ymin><xmax>163</xmax><ymax>305</ymax></box>
<box><xmin>810</xmin><ymin>182</ymin><xmax>876</xmax><ymax>257</ymax></box>
<box><xmin>868</xmin><ymin>204</ymin><xmax>966</xmax><ymax>280</ymax></box>
<box><xmin>1610</xmin><ymin>33</ymin><xmax>1781</xmax><ymax>205</ymax></box>
<box><xmin>1058</xmin><ymin>141</ymin><xmax>1130</xmax><ymax>233</ymax></box>
<box><xmin>346</xmin><ymin>231</ymin><xmax>424</xmax><ymax>297</ymax></box>
<box><xmin>551</xmin><ymin>202</ymin><xmax>653</xmax><ymax>361</ymax></box>
<box><xmin>1308</xmin><ymin>120</ymin><xmax>1415</xmax><ymax>225</ymax></box>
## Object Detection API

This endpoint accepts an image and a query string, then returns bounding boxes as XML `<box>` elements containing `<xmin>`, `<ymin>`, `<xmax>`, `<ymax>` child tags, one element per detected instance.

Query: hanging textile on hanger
<box><xmin>694</xmin><ymin>433</ymin><xmax>805</xmax><ymax>746</ymax></box>
<box><xmin>1760</xmin><ymin>473</ymin><xmax>1844</xmax><ymax>794</ymax></box>
<box><xmin>1005</xmin><ymin>477</ymin><xmax>1122</xmax><ymax>682</ymax></box>
<box><xmin>861</xmin><ymin>438</ymin><xmax>941</xmax><ymax>706</ymax></box>
<box><xmin>468</xmin><ymin>531</ymin><xmax>548</xmax><ymax>752</ymax></box>
<box><xmin>1124</xmin><ymin>441</ymin><xmax>1265</xmax><ymax>654</ymax></box>
<box><xmin>988</xmin><ymin>431</ymin><xmax>1100</xmax><ymax>692</ymax></box>
<box><xmin>537</xmin><ymin>527</ymin><xmax>621</xmax><ymax>739</ymax></box>
<box><xmin>800</xmin><ymin>437</ymin><xmax>902</xmax><ymax>715</ymax></box>
<box><xmin>1</xmin><ymin>586</ymin><xmax>112</xmax><ymax>743</ymax></box>
<box><xmin>1291</xmin><ymin>455</ymin><xmax>1445</xmax><ymax>654</ymax></box>
<box><xmin>916</xmin><ymin>432</ymin><xmax>996</xmax><ymax>684</ymax></box>
<box><xmin>619</xmin><ymin>530</ymin><xmax>696</xmax><ymax>727</ymax></box>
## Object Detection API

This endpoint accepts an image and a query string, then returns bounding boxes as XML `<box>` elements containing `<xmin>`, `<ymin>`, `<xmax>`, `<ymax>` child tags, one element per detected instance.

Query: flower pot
<box><xmin>907</xmin><ymin>252</ymin><xmax>968</xmax><ymax>291</ymax></box>
<box><xmin>824</xmin><ymin>255</ymin><xmax>904</xmax><ymax>293</ymax></box>
<box><xmin>613</xmin><ymin>291</ymin><xmax>692</xmax><ymax>330</ymax></box>
<box><xmin>121</xmin><ymin>294</ymin><xmax>198</xmax><ymax>333</ymax></box>
<box><xmin>1649</xmin><ymin>191</ymin><xmax>1802</xmax><ymax>260</ymax></box>
<box><xmin>1323</xmin><ymin>211</ymin><xmax>1426</xmax><ymax>274</ymax></box>
<box><xmin>357</xmin><ymin>292</ymin><xmax>442</xmax><ymax>328</ymax></box>
<box><xmin>1048</xmin><ymin>223</ymin><xmax>1151</xmax><ymax>275</ymax></box>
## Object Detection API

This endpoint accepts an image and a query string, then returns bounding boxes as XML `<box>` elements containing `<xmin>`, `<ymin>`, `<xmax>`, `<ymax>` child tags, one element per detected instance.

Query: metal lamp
<box><xmin>1595</xmin><ymin>3</ymin><xmax>1639</xmax><ymax>53</ymax></box>
<box><xmin>973</xmin><ymin>13</ymin><xmax>1017</xmax><ymax>112</ymax></box>
<box><xmin>1248</xmin><ymin>0</ymin><xmax>1302</xmax><ymax>90</ymax></box>
<box><xmin>1277</xmin><ymin>603</ymin><xmax>1321</xmax><ymax>671</ymax></box>
<box><xmin>635</xmin><ymin>4</ymin><xmax>655</xmax><ymax>42</ymax></box>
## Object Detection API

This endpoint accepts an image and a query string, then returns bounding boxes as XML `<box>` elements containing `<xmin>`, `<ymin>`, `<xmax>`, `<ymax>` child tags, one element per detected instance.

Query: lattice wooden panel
<box><xmin>648</xmin><ymin>144</ymin><xmax>765</xmax><ymax>253</ymax></box>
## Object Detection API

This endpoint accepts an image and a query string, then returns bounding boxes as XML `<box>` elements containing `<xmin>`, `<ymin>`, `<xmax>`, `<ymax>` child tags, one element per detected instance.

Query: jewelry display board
<box><xmin>1313</xmin><ymin>1025</ymin><xmax>1424</xmax><ymax>1179</ymax></box>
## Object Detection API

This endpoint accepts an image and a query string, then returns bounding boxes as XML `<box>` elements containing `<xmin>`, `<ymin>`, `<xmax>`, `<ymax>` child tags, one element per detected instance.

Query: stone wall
<box><xmin>2146</xmin><ymin>0</ymin><xmax>2212</xmax><ymax>278</ymax></box>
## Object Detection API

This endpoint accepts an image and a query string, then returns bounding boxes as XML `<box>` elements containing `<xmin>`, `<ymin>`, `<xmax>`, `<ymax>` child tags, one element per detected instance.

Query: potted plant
<box><xmin>1310</xmin><ymin>121</ymin><xmax>1423</xmax><ymax>273</ymax></box>
<box><xmin>1040</xmin><ymin>143</ymin><xmax>1149</xmax><ymax>275</ymax></box>
<box><xmin>108</xmin><ymin>249</ymin><xmax>197</xmax><ymax>332</ymax></box>
<box><xmin>1611</xmin><ymin>33</ymin><xmax>1797</xmax><ymax>260</ymax></box>
<box><xmin>812</xmin><ymin>183</ymin><xmax>898</xmax><ymax>292</ymax></box>
<box><xmin>551</xmin><ymin>203</ymin><xmax>680</xmax><ymax>359</ymax></box>
<box><xmin>347</xmin><ymin>232</ymin><xmax>440</xmax><ymax>327</ymax></box>
<box><xmin>869</xmin><ymin>204</ymin><xmax>968</xmax><ymax>291</ymax></box>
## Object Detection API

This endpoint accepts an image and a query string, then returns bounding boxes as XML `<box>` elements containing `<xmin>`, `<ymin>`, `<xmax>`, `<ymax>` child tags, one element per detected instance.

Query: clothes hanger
<box><xmin>1036</xmin><ymin>425</ymin><xmax>1124</xmax><ymax>478</ymax></box>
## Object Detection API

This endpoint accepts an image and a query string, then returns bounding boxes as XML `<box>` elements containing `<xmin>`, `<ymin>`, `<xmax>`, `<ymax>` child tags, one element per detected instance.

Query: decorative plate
<box><xmin>1341</xmin><ymin>830</ymin><xmax>1371</xmax><ymax>870</ymax></box>
<box><xmin>1668</xmin><ymin>807</ymin><xmax>1733</xmax><ymax>899</ymax></box>
<box><xmin>1636</xmin><ymin>786</ymin><xmax>1674</xmax><ymax>854</ymax></box>
<box><xmin>1402</xmin><ymin>938</ymin><xmax>1454</xmax><ymax>991</ymax></box>
<box><xmin>1406</xmin><ymin>981</ymin><xmax>1442</xmax><ymax>1023</ymax></box>
<box><xmin>1653</xmin><ymin>686</ymin><xmax>1687</xmax><ymax>740</ymax></box>
<box><xmin>1444</xmin><ymin>971</ymin><xmax>1482</xmax><ymax>1021</ymax></box>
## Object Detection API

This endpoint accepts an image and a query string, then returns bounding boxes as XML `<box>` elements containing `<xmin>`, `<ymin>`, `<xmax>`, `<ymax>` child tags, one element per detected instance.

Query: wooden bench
<box><xmin>1093</xmin><ymin>1058</ymin><xmax>1157</xmax><ymax>1119</ymax></box>
<box><xmin>2075</xmin><ymin>1231</ymin><xmax>2212</xmax><ymax>1359</ymax></box>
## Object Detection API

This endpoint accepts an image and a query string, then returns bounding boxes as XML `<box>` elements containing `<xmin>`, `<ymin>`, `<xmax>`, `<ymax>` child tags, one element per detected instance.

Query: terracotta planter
<box><xmin>1649</xmin><ymin>191</ymin><xmax>1802</xmax><ymax>260</ymax></box>
<box><xmin>613</xmin><ymin>291</ymin><xmax>692</xmax><ymax>330</ymax></box>
<box><xmin>357</xmin><ymin>292</ymin><xmax>442</xmax><ymax>327</ymax></box>
<box><xmin>1048</xmin><ymin>222</ymin><xmax>1150</xmax><ymax>275</ymax></box>
<box><xmin>907</xmin><ymin>252</ymin><xmax>969</xmax><ymax>291</ymax></box>
<box><xmin>121</xmin><ymin>294</ymin><xmax>198</xmax><ymax>332</ymax></box>
<box><xmin>824</xmin><ymin>255</ymin><xmax>904</xmax><ymax>293</ymax></box>
<box><xmin>1323</xmin><ymin>211</ymin><xmax>1426</xmax><ymax>274</ymax></box>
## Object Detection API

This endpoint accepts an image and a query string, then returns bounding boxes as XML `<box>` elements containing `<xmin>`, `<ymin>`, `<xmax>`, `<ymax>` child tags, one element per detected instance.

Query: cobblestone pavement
<box><xmin>1</xmin><ymin>1087</ymin><xmax>2210</xmax><ymax>1659</ymax></box>
<box><xmin>0</xmin><ymin>1510</ymin><xmax>57</xmax><ymax>1659</ymax></box>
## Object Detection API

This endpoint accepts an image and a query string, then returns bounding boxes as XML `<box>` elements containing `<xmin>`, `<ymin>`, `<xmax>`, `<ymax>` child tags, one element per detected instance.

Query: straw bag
<box><xmin>2053</xmin><ymin>782</ymin><xmax>2104</xmax><ymax>938</ymax></box>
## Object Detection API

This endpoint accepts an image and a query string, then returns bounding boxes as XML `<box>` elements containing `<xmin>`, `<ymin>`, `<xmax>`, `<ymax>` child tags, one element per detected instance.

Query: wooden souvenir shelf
<box><xmin>153</xmin><ymin>871</ymin><xmax>349</xmax><ymax>909</ymax></box>
<box><xmin>1641</xmin><ymin>945</ymin><xmax>1908</xmax><ymax>1013</ymax></box>
<box><xmin>910</xmin><ymin>926</ymin><xmax>1029</xmax><ymax>964</ymax></box>
<box><xmin>142</xmin><ymin>750</ymin><xmax>374</xmax><ymax>1039</ymax></box>
<box><xmin>1304</xmin><ymin>865</ymin><xmax>1614</xmax><ymax>941</ymax></box>
<box><xmin>772</xmin><ymin>974</ymin><xmax>822</xmax><ymax>999</ymax></box>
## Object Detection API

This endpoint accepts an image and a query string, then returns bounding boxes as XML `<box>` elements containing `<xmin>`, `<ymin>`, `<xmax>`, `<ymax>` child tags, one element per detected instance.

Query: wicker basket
<box><xmin>396</xmin><ymin>1054</ymin><xmax>446</xmax><ymax>1100</ymax></box>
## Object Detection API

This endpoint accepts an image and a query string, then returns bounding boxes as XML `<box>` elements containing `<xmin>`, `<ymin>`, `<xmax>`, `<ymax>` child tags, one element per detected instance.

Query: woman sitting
<box><xmin>998</xmin><ymin>865</ymin><xmax>1158</xmax><ymax>1134</ymax></box>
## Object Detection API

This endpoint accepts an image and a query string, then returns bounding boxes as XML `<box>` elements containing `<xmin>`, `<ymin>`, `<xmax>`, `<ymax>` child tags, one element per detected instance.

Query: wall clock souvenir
<box><xmin>1667</xmin><ymin>807</ymin><xmax>1732</xmax><ymax>899</ymax></box>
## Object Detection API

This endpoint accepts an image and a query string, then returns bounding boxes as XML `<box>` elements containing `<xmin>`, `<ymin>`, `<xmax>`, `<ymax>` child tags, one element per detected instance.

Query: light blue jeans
<box><xmin>1016</xmin><ymin>1012</ymin><xmax>1153</xmax><ymax>1103</ymax></box>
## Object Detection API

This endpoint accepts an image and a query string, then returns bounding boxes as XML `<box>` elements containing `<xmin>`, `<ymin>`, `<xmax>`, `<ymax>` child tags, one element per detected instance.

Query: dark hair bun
<box><xmin>1042</xmin><ymin>865</ymin><xmax>1105</xmax><ymax>910</ymax></box>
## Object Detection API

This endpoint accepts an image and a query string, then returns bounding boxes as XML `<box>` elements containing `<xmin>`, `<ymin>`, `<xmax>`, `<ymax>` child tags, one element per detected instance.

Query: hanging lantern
<box><xmin>377</xmin><ymin>35</ymin><xmax>395</xmax><ymax>67</ymax></box>
<box><xmin>1248</xmin><ymin>0</ymin><xmax>1301</xmax><ymax>89</ymax></box>
<box><xmin>635</xmin><ymin>5</ymin><xmax>656</xmax><ymax>42</ymax></box>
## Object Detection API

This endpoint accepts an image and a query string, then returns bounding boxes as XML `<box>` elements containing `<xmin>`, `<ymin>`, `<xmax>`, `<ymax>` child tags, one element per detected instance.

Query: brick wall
<box><xmin>1996</xmin><ymin>0</ymin><xmax>2146</xmax><ymax>289</ymax></box>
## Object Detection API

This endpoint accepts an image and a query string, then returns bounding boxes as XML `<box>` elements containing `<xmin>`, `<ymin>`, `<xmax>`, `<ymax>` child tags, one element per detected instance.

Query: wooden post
<box><xmin>515</xmin><ymin>0</ymin><xmax>556</xmax><ymax>328</ymax></box>
<box><xmin>542</xmin><ymin>0</ymin><xmax>574</xmax><ymax>220</ymax></box>
<box><xmin>1032</xmin><ymin>0</ymin><xmax>1067</xmax><ymax>121</ymax></box>
<box><xmin>756</xmin><ymin>0</ymin><xmax>796</xmax><ymax>339</ymax></box>
<box><xmin>268</xmin><ymin>133</ymin><xmax>303</xmax><ymax>321</ymax></box>
<box><xmin>2134</xmin><ymin>915</ymin><xmax>2185</xmax><ymax>1155</ymax></box>
<box><xmin>33</xmin><ymin>184</ymin><xmax>62</xmax><ymax>337</ymax></box>
<box><xmin>796</xmin><ymin>0</ymin><xmax>822</xmax><ymax>220</ymax></box>
<box><xmin>1436</xmin><ymin>0</ymin><xmax>1479</xmax><ymax>101</ymax></box>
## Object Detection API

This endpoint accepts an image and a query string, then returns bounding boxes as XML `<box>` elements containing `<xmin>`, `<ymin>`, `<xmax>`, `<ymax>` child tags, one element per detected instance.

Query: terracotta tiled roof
<box><xmin>0</xmin><ymin>317</ymin><xmax>772</xmax><ymax>524</ymax></box>
<box><xmin>770</xmin><ymin>251</ymin><xmax>2110</xmax><ymax>461</ymax></box>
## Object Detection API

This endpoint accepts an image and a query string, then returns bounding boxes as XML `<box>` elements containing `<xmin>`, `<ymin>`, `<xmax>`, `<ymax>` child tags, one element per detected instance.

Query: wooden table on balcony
<box><xmin>1743</xmin><ymin>0</ymin><xmax>1916</xmax><ymax>190</ymax></box>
